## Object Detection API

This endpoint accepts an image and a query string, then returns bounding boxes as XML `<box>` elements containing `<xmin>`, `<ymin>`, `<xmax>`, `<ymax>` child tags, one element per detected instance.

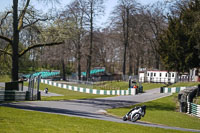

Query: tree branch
<box><xmin>0</xmin><ymin>35</ymin><xmax>12</xmax><ymax>44</ymax></box>
<box><xmin>18</xmin><ymin>0</ymin><xmax>30</xmax><ymax>31</ymax></box>
<box><xmin>0</xmin><ymin>11</ymin><xmax>12</xmax><ymax>28</ymax></box>
<box><xmin>19</xmin><ymin>41</ymin><xmax>64</xmax><ymax>57</ymax></box>
<box><xmin>22</xmin><ymin>18</ymin><xmax>48</xmax><ymax>29</ymax></box>
<box><xmin>0</xmin><ymin>48</ymin><xmax>12</xmax><ymax>56</ymax></box>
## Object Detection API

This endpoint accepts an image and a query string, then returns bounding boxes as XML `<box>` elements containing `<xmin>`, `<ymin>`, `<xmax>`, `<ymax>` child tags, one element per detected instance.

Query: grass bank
<box><xmin>34</xmin><ymin>83</ymin><xmax>110</xmax><ymax>101</ymax></box>
<box><xmin>0</xmin><ymin>75</ymin><xmax>11</xmax><ymax>82</ymax></box>
<box><xmin>66</xmin><ymin>81</ymin><xmax>129</xmax><ymax>90</ymax></box>
<box><xmin>168</xmin><ymin>82</ymin><xmax>199</xmax><ymax>87</ymax></box>
<box><xmin>68</xmin><ymin>81</ymin><xmax>199</xmax><ymax>91</ymax></box>
<box><xmin>107</xmin><ymin>94</ymin><xmax>200</xmax><ymax>130</ymax></box>
<box><xmin>142</xmin><ymin>83</ymin><xmax>165</xmax><ymax>91</ymax></box>
<box><xmin>0</xmin><ymin>106</ymin><xmax>190</xmax><ymax>133</ymax></box>
<box><xmin>66</xmin><ymin>81</ymin><xmax>165</xmax><ymax>91</ymax></box>
<box><xmin>23</xmin><ymin>82</ymin><xmax>164</xmax><ymax>100</ymax></box>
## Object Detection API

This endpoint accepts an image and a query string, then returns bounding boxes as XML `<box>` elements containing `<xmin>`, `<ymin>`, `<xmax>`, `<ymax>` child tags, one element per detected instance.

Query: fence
<box><xmin>41</xmin><ymin>79</ymin><xmax>137</xmax><ymax>96</ymax></box>
<box><xmin>0</xmin><ymin>81</ymin><xmax>26</xmax><ymax>101</ymax></box>
<box><xmin>160</xmin><ymin>86</ymin><xmax>198</xmax><ymax>94</ymax></box>
<box><xmin>27</xmin><ymin>74</ymin><xmax>41</xmax><ymax>100</ymax></box>
<box><xmin>160</xmin><ymin>87</ymin><xmax>187</xmax><ymax>93</ymax></box>
<box><xmin>187</xmin><ymin>102</ymin><xmax>200</xmax><ymax>117</ymax></box>
<box><xmin>0</xmin><ymin>91</ymin><xmax>26</xmax><ymax>101</ymax></box>
<box><xmin>0</xmin><ymin>75</ymin><xmax>41</xmax><ymax>101</ymax></box>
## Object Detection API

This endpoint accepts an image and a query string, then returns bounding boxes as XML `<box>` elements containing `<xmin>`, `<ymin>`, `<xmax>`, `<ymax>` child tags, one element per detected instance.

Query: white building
<box><xmin>139</xmin><ymin>70</ymin><xmax>178</xmax><ymax>83</ymax></box>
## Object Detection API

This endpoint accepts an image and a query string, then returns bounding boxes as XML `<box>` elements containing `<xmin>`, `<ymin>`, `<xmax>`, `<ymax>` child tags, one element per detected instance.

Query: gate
<box><xmin>28</xmin><ymin>74</ymin><xmax>41</xmax><ymax>100</ymax></box>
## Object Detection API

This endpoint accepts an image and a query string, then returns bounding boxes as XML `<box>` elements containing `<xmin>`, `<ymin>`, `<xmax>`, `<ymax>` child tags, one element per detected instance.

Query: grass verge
<box><xmin>24</xmin><ymin>82</ymin><xmax>164</xmax><ymax>100</ymax></box>
<box><xmin>107</xmin><ymin>94</ymin><xmax>200</xmax><ymax>130</ymax></box>
<box><xmin>29</xmin><ymin>83</ymin><xmax>110</xmax><ymax>101</ymax></box>
<box><xmin>0</xmin><ymin>106</ymin><xmax>190</xmax><ymax>133</ymax></box>
<box><xmin>68</xmin><ymin>81</ymin><xmax>199</xmax><ymax>91</ymax></box>
<box><xmin>142</xmin><ymin>83</ymin><xmax>165</xmax><ymax>91</ymax></box>
<box><xmin>66</xmin><ymin>81</ymin><xmax>165</xmax><ymax>91</ymax></box>
<box><xmin>168</xmin><ymin>82</ymin><xmax>199</xmax><ymax>87</ymax></box>
<box><xmin>0</xmin><ymin>75</ymin><xmax>11</xmax><ymax>82</ymax></box>
<box><xmin>66</xmin><ymin>81</ymin><xmax>129</xmax><ymax>90</ymax></box>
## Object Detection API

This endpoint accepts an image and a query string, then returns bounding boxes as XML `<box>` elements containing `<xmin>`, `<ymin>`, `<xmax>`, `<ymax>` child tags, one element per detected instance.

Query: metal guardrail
<box><xmin>177</xmin><ymin>85</ymin><xmax>200</xmax><ymax>117</ymax></box>
<box><xmin>41</xmin><ymin>79</ymin><xmax>137</xmax><ymax>96</ymax></box>
<box><xmin>0</xmin><ymin>91</ymin><xmax>26</xmax><ymax>101</ymax></box>
<box><xmin>187</xmin><ymin>102</ymin><xmax>200</xmax><ymax>117</ymax></box>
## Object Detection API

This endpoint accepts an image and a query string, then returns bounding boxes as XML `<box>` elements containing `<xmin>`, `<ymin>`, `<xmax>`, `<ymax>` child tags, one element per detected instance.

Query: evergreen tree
<box><xmin>158</xmin><ymin>0</ymin><xmax>200</xmax><ymax>72</ymax></box>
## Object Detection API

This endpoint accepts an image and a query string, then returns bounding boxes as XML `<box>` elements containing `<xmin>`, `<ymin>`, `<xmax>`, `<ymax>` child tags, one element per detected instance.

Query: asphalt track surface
<box><xmin>1</xmin><ymin>85</ymin><xmax>200</xmax><ymax>132</ymax></box>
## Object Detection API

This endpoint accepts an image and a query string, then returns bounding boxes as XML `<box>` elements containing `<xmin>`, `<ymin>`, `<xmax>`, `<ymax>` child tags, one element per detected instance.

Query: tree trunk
<box><xmin>155</xmin><ymin>53</ymin><xmax>160</xmax><ymax>69</ymax></box>
<box><xmin>140</xmin><ymin>56</ymin><xmax>144</xmax><ymax>68</ymax></box>
<box><xmin>129</xmin><ymin>51</ymin><xmax>133</xmax><ymax>75</ymax></box>
<box><xmin>134</xmin><ymin>55</ymin><xmax>139</xmax><ymax>76</ymax></box>
<box><xmin>61</xmin><ymin>58</ymin><xmax>66</xmax><ymax>81</ymax></box>
<box><xmin>122</xmin><ymin>10</ymin><xmax>126</xmax><ymax>76</ymax></box>
<box><xmin>136</xmin><ymin>56</ymin><xmax>140</xmax><ymax>75</ymax></box>
<box><xmin>86</xmin><ymin>1</ymin><xmax>93</xmax><ymax>80</ymax></box>
<box><xmin>77</xmin><ymin>39</ymin><xmax>81</xmax><ymax>80</ymax></box>
<box><xmin>123</xmin><ymin>43</ymin><xmax>127</xmax><ymax>76</ymax></box>
<box><xmin>12</xmin><ymin>0</ymin><xmax>19</xmax><ymax>81</ymax></box>
<box><xmin>147</xmin><ymin>49</ymin><xmax>151</xmax><ymax>68</ymax></box>
<box><xmin>122</xmin><ymin>8</ymin><xmax>129</xmax><ymax>77</ymax></box>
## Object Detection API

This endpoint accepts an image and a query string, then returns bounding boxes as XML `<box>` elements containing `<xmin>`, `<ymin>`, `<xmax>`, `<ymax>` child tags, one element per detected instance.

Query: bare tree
<box><xmin>140</xmin><ymin>2</ymin><xmax>167</xmax><ymax>69</ymax></box>
<box><xmin>84</xmin><ymin>0</ymin><xmax>104</xmax><ymax>80</ymax></box>
<box><xmin>62</xmin><ymin>0</ymin><xmax>88</xmax><ymax>80</ymax></box>
<box><xmin>111</xmin><ymin>0</ymin><xmax>139</xmax><ymax>77</ymax></box>
<box><xmin>0</xmin><ymin>0</ymin><xmax>64</xmax><ymax>81</ymax></box>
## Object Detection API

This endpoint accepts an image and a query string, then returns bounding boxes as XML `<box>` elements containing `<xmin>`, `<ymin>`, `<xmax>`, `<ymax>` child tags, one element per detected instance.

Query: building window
<box><xmin>148</xmin><ymin>73</ymin><xmax>149</xmax><ymax>76</ymax></box>
<box><xmin>165</xmin><ymin>73</ymin><xmax>167</xmax><ymax>77</ymax></box>
<box><xmin>154</xmin><ymin>73</ymin><xmax>156</xmax><ymax>77</ymax></box>
<box><xmin>151</xmin><ymin>73</ymin><xmax>153</xmax><ymax>77</ymax></box>
<box><xmin>160</xmin><ymin>73</ymin><xmax>162</xmax><ymax>77</ymax></box>
<box><xmin>172</xmin><ymin>73</ymin><xmax>175</xmax><ymax>77</ymax></box>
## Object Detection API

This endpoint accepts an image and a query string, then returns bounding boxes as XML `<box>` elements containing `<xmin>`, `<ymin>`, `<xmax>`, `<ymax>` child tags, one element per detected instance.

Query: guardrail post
<box><xmin>198</xmin><ymin>84</ymin><xmax>200</xmax><ymax>96</ymax></box>
<box><xmin>130</xmin><ymin>88</ymin><xmax>136</xmax><ymax>95</ymax></box>
<box><xmin>187</xmin><ymin>102</ymin><xmax>191</xmax><ymax>114</ymax></box>
<box><xmin>160</xmin><ymin>87</ymin><xmax>164</xmax><ymax>93</ymax></box>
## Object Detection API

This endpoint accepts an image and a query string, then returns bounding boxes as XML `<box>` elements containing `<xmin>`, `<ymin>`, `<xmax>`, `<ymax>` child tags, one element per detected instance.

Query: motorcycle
<box><xmin>122</xmin><ymin>105</ymin><xmax>146</xmax><ymax>122</ymax></box>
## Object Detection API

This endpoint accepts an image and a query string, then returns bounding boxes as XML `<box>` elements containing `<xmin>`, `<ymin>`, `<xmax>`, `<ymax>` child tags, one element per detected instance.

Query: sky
<box><xmin>0</xmin><ymin>0</ymin><xmax>162</xmax><ymax>27</ymax></box>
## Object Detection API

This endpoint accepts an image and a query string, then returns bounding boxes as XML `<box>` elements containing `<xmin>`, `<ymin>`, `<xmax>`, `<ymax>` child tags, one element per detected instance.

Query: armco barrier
<box><xmin>0</xmin><ymin>91</ymin><xmax>27</xmax><ymax>101</ymax></box>
<box><xmin>187</xmin><ymin>102</ymin><xmax>200</xmax><ymax>117</ymax></box>
<box><xmin>161</xmin><ymin>86</ymin><xmax>190</xmax><ymax>93</ymax></box>
<box><xmin>41</xmin><ymin>79</ymin><xmax>136</xmax><ymax>96</ymax></box>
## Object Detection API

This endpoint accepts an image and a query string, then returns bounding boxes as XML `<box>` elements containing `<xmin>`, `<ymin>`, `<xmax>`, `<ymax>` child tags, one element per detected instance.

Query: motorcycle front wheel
<box><xmin>122</xmin><ymin>116</ymin><xmax>127</xmax><ymax>121</ymax></box>
<box><xmin>131</xmin><ymin>113</ymin><xmax>141</xmax><ymax>122</ymax></box>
